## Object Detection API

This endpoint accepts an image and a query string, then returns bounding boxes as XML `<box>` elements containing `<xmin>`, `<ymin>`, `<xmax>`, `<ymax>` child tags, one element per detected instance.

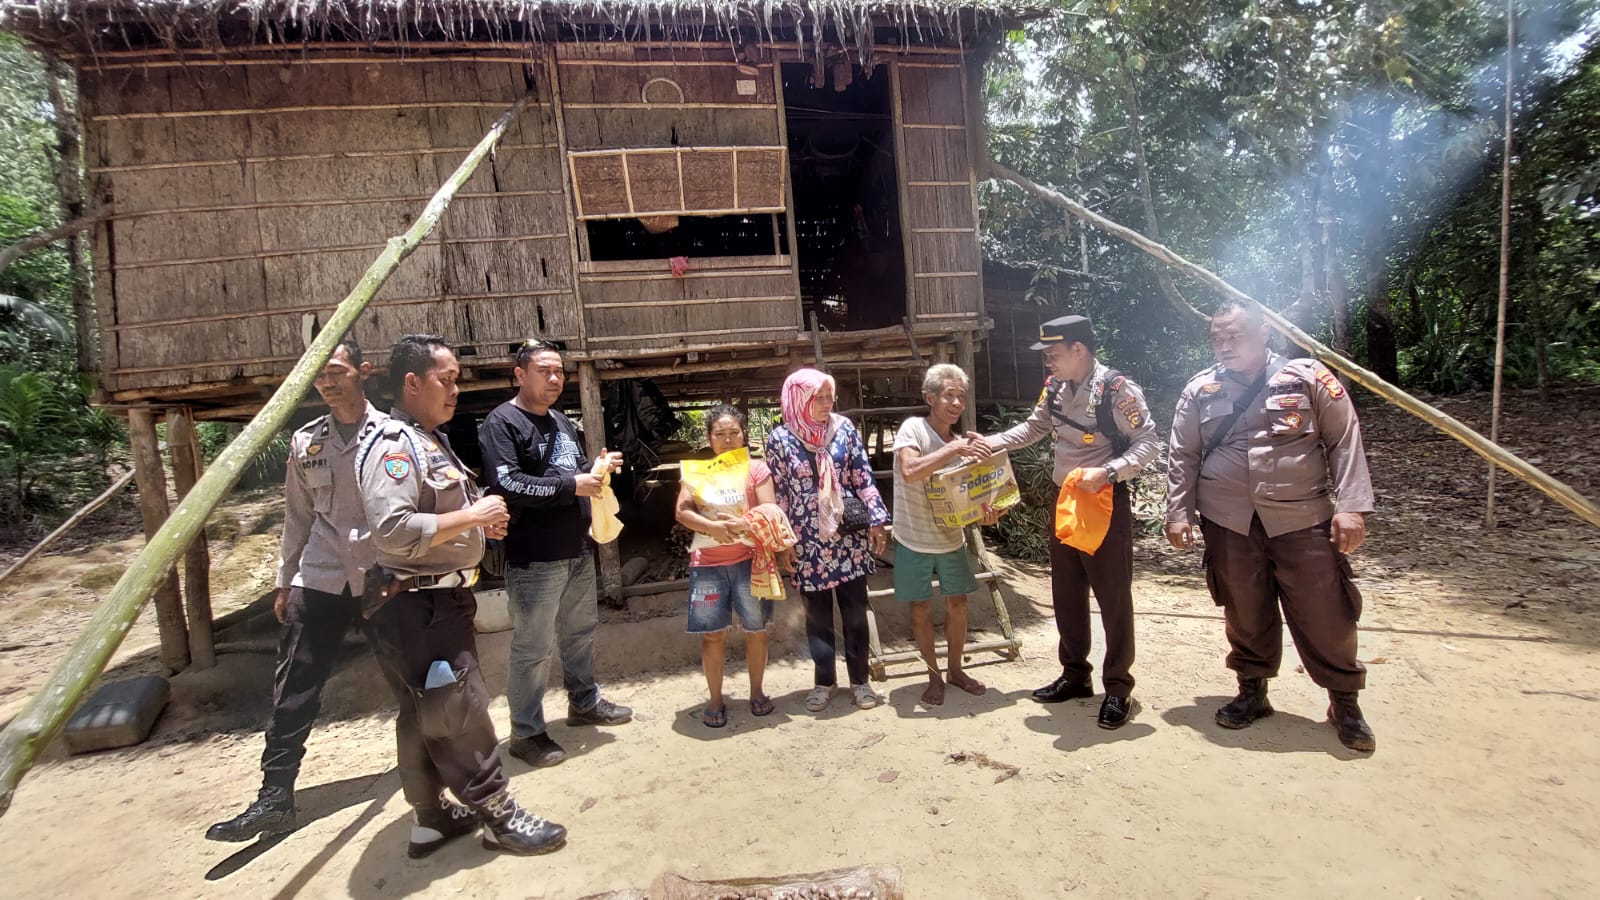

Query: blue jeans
<box><xmin>505</xmin><ymin>553</ymin><xmax>602</xmax><ymax>738</ymax></box>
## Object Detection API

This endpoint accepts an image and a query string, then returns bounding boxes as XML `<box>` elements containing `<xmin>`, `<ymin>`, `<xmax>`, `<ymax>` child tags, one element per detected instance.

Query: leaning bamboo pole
<box><xmin>0</xmin><ymin>93</ymin><xmax>531</xmax><ymax>817</ymax></box>
<box><xmin>989</xmin><ymin>161</ymin><xmax>1600</xmax><ymax>530</ymax></box>
<box><xmin>1487</xmin><ymin>1</ymin><xmax>1515</xmax><ymax>527</ymax></box>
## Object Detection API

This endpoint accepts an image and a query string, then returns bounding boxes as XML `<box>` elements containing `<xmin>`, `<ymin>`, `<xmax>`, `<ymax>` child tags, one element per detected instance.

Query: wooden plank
<box><xmin>889</xmin><ymin>59</ymin><xmax>917</xmax><ymax>321</ymax></box>
<box><xmin>557</xmin><ymin>63</ymin><xmax>776</xmax><ymax>105</ymax></box>
<box><xmin>546</xmin><ymin>43</ymin><xmax>591</xmax><ymax>351</ymax></box>
<box><xmin>165</xmin><ymin>408</ymin><xmax>214</xmax><ymax>670</ymax></box>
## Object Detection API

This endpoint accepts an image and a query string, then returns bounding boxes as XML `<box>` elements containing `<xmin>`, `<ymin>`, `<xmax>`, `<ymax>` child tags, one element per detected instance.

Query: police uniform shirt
<box><xmin>1167</xmin><ymin>352</ymin><xmax>1376</xmax><ymax>538</ymax></box>
<box><xmin>276</xmin><ymin>402</ymin><xmax>387</xmax><ymax>596</ymax></box>
<box><xmin>356</xmin><ymin>407</ymin><xmax>484</xmax><ymax>579</ymax></box>
<box><xmin>990</xmin><ymin>361</ymin><xmax>1160</xmax><ymax>485</ymax></box>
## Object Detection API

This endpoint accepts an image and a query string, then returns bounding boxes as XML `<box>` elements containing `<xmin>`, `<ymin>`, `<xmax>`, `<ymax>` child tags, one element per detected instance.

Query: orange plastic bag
<box><xmin>1055</xmin><ymin>468</ymin><xmax>1114</xmax><ymax>555</ymax></box>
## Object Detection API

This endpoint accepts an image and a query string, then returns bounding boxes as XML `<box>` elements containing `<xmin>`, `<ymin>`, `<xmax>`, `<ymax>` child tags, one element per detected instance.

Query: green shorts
<box><xmin>892</xmin><ymin>541</ymin><xmax>980</xmax><ymax>601</ymax></box>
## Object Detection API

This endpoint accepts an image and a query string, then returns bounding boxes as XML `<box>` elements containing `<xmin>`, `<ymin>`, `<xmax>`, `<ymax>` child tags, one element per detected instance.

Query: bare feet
<box><xmin>921</xmin><ymin>678</ymin><xmax>946</xmax><ymax>706</ymax></box>
<box><xmin>948</xmin><ymin>671</ymin><xmax>987</xmax><ymax>696</ymax></box>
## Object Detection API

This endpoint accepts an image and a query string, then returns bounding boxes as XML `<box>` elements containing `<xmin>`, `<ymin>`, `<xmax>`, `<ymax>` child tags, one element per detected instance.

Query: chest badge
<box><xmin>1082</xmin><ymin>433</ymin><xmax>1096</xmax><ymax>445</ymax></box>
<box><xmin>306</xmin><ymin>443</ymin><xmax>323</xmax><ymax>457</ymax></box>
<box><xmin>1283</xmin><ymin>413</ymin><xmax>1303</xmax><ymax>429</ymax></box>
<box><xmin>1200</xmin><ymin>383</ymin><xmax>1222</xmax><ymax>395</ymax></box>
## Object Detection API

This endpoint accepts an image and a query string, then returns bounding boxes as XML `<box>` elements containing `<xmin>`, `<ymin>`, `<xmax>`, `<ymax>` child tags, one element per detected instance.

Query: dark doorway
<box><xmin>782</xmin><ymin>62</ymin><xmax>906</xmax><ymax>331</ymax></box>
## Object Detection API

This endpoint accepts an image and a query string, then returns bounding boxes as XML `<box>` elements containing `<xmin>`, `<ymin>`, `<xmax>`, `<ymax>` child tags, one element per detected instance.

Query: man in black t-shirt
<box><xmin>478</xmin><ymin>341</ymin><xmax>631</xmax><ymax>768</ymax></box>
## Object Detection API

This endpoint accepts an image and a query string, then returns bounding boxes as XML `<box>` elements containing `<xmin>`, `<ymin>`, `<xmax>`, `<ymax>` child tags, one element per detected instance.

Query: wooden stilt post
<box><xmin>166</xmin><ymin>407</ymin><xmax>214</xmax><ymax>670</ymax></box>
<box><xmin>578</xmin><ymin>361</ymin><xmax>625</xmax><ymax>608</ymax></box>
<box><xmin>126</xmin><ymin>407</ymin><xmax>188</xmax><ymax>674</ymax></box>
<box><xmin>954</xmin><ymin>331</ymin><xmax>977</xmax><ymax>435</ymax></box>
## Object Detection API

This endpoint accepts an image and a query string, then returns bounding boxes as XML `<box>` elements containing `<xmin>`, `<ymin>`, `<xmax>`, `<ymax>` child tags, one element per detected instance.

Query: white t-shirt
<box><xmin>891</xmin><ymin>417</ymin><xmax>967</xmax><ymax>554</ymax></box>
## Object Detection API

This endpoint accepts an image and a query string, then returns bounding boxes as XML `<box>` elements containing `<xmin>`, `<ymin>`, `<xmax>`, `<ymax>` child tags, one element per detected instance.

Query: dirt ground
<box><xmin>1</xmin><ymin>386</ymin><xmax>1599</xmax><ymax>898</ymax></box>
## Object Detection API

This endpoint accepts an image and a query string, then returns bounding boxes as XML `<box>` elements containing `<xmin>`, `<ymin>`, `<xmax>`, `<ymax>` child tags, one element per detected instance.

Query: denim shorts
<box><xmin>687</xmin><ymin>559</ymin><xmax>773</xmax><ymax>633</ymax></box>
<box><xmin>892</xmin><ymin>542</ymin><xmax>980</xmax><ymax>601</ymax></box>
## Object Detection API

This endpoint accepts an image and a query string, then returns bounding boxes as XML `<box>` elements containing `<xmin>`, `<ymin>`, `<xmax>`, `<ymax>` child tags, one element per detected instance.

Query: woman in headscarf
<box><xmin>766</xmin><ymin>368</ymin><xmax>890</xmax><ymax>712</ymax></box>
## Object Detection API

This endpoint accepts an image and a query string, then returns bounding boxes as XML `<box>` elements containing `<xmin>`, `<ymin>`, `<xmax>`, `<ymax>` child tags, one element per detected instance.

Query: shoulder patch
<box><xmin>1316</xmin><ymin>369</ymin><xmax>1346</xmax><ymax>399</ymax></box>
<box><xmin>382</xmin><ymin>450</ymin><xmax>412</xmax><ymax>480</ymax></box>
<box><xmin>1108</xmin><ymin>374</ymin><xmax>1127</xmax><ymax>393</ymax></box>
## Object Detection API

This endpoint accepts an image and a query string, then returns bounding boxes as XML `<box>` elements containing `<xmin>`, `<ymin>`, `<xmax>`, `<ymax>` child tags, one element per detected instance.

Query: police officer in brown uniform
<box><xmin>1165</xmin><ymin>299</ymin><xmax>1377</xmax><ymax>752</ymax></box>
<box><xmin>357</xmin><ymin>334</ymin><xmax>567</xmax><ymax>856</ymax></box>
<box><xmin>980</xmin><ymin>315</ymin><xmax>1159</xmax><ymax>729</ymax></box>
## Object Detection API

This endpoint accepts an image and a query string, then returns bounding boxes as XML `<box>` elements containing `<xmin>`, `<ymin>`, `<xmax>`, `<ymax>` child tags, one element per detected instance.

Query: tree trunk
<box><xmin>1316</xmin><ymin>153</ymin><xmax>1351</xmax><ymax>354</ymax></box>
<box><xmin>43</xmin><ymin>57</ymin><xmax>95</xmax><ymax>378</ymax></box>
<box><xmin>1353</xmin><ymin>101</ymin><xmax>1399</xmax><ymax>381</ymax></box>
<box><xmin>1124</xmin><ymin>80</ymin><xmax>1207</xmax><ymax>326</ymax></box>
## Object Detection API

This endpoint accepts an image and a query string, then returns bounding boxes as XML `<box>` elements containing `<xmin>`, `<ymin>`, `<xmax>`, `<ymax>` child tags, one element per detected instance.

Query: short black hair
<box><xmin>391</xmin><ymin>333</ymin><xmax>452</xmax><ymax>381</ymax></box>
<box><xmin>333</xmin><ymin>332</ymin><xmax>363</xmax><ymax>368</ymax></box>
<box><xmin>705</xmin><ymin>404</ymin><xmax>746</xmax><ymax>438</ymax></box>
<box><xmin>514</xmin><ymin>338</ymin><xmax>563</xmax><ymax>369</ymax></box>
<box><xmin>1212</xmin><ymin>298</ymin><xmax>1266</xmax><ymax>328</ymax></box>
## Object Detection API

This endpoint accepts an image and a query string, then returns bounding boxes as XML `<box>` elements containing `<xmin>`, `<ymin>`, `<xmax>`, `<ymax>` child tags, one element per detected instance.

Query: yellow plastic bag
<box><xmin>589</xmin><ymin>457</ymin><xmax>623</xmax><ymax>545</ymax></box>
<box><xmin>680</xmin><ymin>447</ymin><xmax>753</xmax><ymax>513</ymax></box>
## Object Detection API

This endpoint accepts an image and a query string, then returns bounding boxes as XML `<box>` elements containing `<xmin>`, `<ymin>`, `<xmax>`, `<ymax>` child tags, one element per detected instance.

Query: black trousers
<box><xmin>1201</xmin><ymin>516</ymin><xmax>1366</xmax><ymax>693</ymax></box>
<box><xmin>1047</xmin><ymin>483</ymin><xmax>1136</xmax><ymax>698</ymax></box>
<box><xmin>260</xmin><ymin>586</ymin><xmax>362</xmax><ymax>790</ymax></box>
<box><xmin>364</xmin><ymin>586</ymin><xmax>508</xmax><ymax>810</ymax></box>
<box><xmin>803</xmin><ymin>575</ymin><xmax>872</xmax><ymax>688</ymax></box>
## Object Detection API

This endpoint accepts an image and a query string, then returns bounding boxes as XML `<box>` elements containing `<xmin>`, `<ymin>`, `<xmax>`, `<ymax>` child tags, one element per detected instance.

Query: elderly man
<box><xmin>979</xmin><ymin>315</ymin><xmax>1159</xmax><ymax>729</ymax></box>
<box><xmin>891</xmin><ymin>363</ymin><xmax>990</xmax><ymax>706</ymax></box>
<box><xmin>1166</xmin><ymin>299</ymin><xmax>1377</xmax><ymax>752</ymax></box>
<box><xmin>207</xmin><ymin>336</ymin><xmax>384</xmax><ymax>843</ymax></box>
<box><xmin>358</xmin><ymin>334</ymin><xmax>567</xmax><ymax>855</ymax></box>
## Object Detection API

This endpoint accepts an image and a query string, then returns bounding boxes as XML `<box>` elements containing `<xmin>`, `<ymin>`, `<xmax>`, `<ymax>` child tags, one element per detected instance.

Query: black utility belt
<box><xmin>403</xmin><ymin>569</ymin><xmax>479</xmax><ymax>591</ymax></box>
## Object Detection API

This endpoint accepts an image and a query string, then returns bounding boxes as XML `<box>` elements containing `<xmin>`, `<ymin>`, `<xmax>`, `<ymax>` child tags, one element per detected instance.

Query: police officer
<box><xmin>207</xmin><ymin>336</ymin><xmax>385</xmax><ymax>843</ymax></box>
<box><xmin>357</xmin><ymin>333</ymin><xmax>566</xmax><ymax>856</ymax></box>
<box><xmin>1165</xmin><ymin>299</ymin><xmax>1377</xmax><ymax>753</ymax></box>
<box><xmin>979</xmin><ymin>315</ymin><xmax>1159</xmax><ymax>729</ymax></box>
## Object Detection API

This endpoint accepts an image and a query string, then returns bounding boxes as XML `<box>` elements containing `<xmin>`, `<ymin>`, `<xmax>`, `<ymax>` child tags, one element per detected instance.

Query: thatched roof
<box><xmin>0</xmin><ymin>0</ymin><xmax>1040</xmax><ymax>55</ymax></box>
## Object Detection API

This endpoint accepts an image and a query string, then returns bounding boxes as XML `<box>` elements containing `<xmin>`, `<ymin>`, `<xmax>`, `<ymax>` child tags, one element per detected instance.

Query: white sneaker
<box><xmin>851</xmin><ymin>684</ymin><xmax>880</xmax><ymax>710</ymax></box>
<box><xmin>805</xmin><ymin>685</ymin><xmax>833</xmax><ymax>712</ymax></box>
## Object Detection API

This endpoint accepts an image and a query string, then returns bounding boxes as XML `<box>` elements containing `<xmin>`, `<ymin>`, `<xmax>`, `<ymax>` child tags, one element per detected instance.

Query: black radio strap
<box><xmin>1199</xmin><ymin>368</ymin><xmax>1270</xmax><ymax>463</ymax></box>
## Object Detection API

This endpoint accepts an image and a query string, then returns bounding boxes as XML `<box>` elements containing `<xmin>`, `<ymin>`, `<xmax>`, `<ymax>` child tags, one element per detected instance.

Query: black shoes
<box><xmin>567</xmin><ymin>697</ymin><xmax>633</xmax><ymax>727</ymax></box>
<box><xmin>1031</xmin><ymin>674</ymin><xmax>1095</xmax><ymax>704</ymax></box>
<box><xmin>477</xmin><ymin>792</ymin><xmax>568</xmax><ymax>855</ymax></box>
<box><xmin>507</xmin><ymin>732</ymin><xmax>568</xmax><ymax>768</ymax></box>
<box><xmin>408</xmin><ymin>793</ymin><xmax>480</xmax><ymax>859</ymax></box>
<box><xmin>205</xmin><ymin>785</ymin><xmax>295</xmax><ymax>842</ymax></box>
<box><xmin>1216</xmin><ymin>677</ymin><xmax>1275</xmax><ymax>730</ymax></box>
<box><xmin>1097</xmin><ymin>695</ymin><xmax>1134</xmax><ymax>729</ymax></box>
<box><xmin>1328</xmin><ymin>690</ymin><xmax>1377</xmax><ymax>752</ymax></box>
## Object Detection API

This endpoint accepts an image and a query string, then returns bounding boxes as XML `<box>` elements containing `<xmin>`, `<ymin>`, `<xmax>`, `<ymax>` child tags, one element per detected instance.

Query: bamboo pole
<box><xmin>0</xmin><ymin>203</ymin><xmax>110</xmax><ymax>277</ymax></box>
<box><xmin>0</xmin><ymin>469</ymin><xmax>134</xmax><ymax>590</ymax></box>
<box><xmin>0</xmin><ymin>93</ymin><xmax>532</xmax><ymax>818</ymax></box>
<box><xmin>1488</xmin><ymin>2</ymin><xmax>1515</xmax><ymax>527</ymax></box>
<box><xmin>166</xmin><ymin>408</ymin><xmax>214</xmax><ymax>670</ymax></box>
<box><xmin>989</xmin><ymin>160</ymin><xmax>1600</xmax><ymax>530</ymax></box>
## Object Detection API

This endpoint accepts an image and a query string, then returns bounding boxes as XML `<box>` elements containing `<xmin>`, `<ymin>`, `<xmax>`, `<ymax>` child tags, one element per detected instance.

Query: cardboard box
<box><xmin>924</xmin><ymin>450</ymin><xmax>1022</xmax><ymax>528</ymax></box>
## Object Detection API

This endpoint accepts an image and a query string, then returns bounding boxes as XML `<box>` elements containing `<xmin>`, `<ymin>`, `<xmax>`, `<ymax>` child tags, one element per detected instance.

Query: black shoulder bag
<box><xmin>1198</xmin><ymin>368</ymin><xmax>1271</xmax><ymax>464</ymax></box>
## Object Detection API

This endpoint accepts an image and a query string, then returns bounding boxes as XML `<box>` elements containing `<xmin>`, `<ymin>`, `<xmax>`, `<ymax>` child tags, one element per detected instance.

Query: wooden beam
<box><xmin>127</xmin><ymin>407</ymin><xmax>188</xmax><ymax>674</ymax></box>
<box><xmin>955</xmin><ymin>330</ymin><xmax>977</xmax><ymax>434</ymax></box>
<box><xmin>578</xmin><ymin>361</ymin><xmax>625</xmax><ymax>608</ymax></box>
<box><xmin>166</xmin><ymin>408</ymin><xmax>214</xmax><ymax>670</ymax></box>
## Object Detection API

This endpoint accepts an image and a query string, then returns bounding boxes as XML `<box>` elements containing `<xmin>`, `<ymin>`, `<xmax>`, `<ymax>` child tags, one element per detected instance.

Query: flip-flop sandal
<box><xmin>750</xmin><ymin>694</ymin><xmax>775</xmax><ymax>717</ymax></box>
<box><xmin>703</xmin><ymin>705</ymin><xmax>728</xmax><ymax>728</ymax></box>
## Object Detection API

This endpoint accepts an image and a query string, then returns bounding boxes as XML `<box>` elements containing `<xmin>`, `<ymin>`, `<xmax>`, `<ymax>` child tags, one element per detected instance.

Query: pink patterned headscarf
<box><xmin>780</xmin><ymin>368</ymin><xmax>836</xmax><ymax>451</ymax></box>
<box><xmin>780</xmin><ymin>367</ymin><xmax>847</xmax><ymax>539</ymax></box>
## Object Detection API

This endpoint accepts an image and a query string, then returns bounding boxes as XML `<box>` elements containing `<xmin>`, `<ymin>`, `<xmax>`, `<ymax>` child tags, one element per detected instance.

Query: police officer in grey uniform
<box><xmin>979</xmin><ymin>315</ymin><xmax>1159</xmax><ymax>729</ymax></box>
<box><xmin>1166</xmin><ymin>299</ymin><xmax>1377</xmax><ymax>752</ymax></box>
<box><xmin>357</xmin><ymin>333</ymin><xmax>567</xmax><ymax>856</ymax></box>
<box><xmin>207</xmin><ymin>336</ymin><xmax>386</xmax><ymax>843</ymax></box>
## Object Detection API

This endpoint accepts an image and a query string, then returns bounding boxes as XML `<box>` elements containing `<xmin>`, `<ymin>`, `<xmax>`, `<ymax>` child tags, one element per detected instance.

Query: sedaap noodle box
<box><xmin>924</xmin><ymin>450</ymin><xmax>1022</xmax><ymax>528</ymax></box>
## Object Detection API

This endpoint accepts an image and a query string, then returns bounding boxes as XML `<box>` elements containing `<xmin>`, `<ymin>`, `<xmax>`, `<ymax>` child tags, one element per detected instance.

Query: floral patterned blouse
<box><xmin>764</xmin><ymin>419</ymin><xmax>891</xmax><ymax>593</ymax></box>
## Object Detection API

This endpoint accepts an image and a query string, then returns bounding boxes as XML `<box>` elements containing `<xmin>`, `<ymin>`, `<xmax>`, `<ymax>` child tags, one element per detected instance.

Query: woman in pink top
<box><xmin>674</xmin><ymin>406</ymin><xmax>778</xmax><ymax>727</ymax></box>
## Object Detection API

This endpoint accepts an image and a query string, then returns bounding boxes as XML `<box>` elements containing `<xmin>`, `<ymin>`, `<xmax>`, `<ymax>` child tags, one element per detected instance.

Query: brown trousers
<box><xmin>364</xmin><ymin>586</ymin><xmax>508</xmax><ymax>810</ymax></box>
<box><xmin>1201</xmin><ymin>516</ymin><xmax>1366</xmax><ymax>693</ymax></box>
<box><xmin>1048</xmin><ymin>483</ymin><xmax>1136</xmax><ymax>698</ymax></box>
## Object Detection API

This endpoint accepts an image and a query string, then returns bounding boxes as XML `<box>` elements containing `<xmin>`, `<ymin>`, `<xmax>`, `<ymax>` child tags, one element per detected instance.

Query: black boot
<box><xmin>1031</xmin><ymin>672</ymin><xmax>1095</xmax><ymax>704</ymax></box>
<box><xmin>205</xmin><ymin>785</ymin><xmax>295</xmax><ymax>842</ymax></box>
<box><xmin>1328</xmin><ymin>691</ymin><xmax>1376</xmax><ymax>752</ymax></box>
<box><xmin>408</xmin><ymin>792</ymin><xmax>480</xmax><ymax>859</ymax></box>
<box><xmin>477</xmin><ymin>792</ymin><xmax>568</xmax><ymax>856</ymax></box>
<box><xmin>1215</xmin><ymin>678</ymin><xmax>1273</xmax><ymax>730</ymax></box>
